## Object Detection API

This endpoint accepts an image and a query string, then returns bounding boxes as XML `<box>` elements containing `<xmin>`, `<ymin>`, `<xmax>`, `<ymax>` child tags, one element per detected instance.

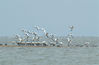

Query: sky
<box><xmin>0</xmin><ymin>0</ymin><xmax>99</xmax><ymax>36</ymax></box>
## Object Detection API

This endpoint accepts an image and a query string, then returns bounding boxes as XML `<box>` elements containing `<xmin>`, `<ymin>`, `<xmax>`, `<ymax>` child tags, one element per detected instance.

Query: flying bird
<box><xmin>69</xmin><ymin>25</ymin><xmax>74</xmax><ymax>31</ymax></box>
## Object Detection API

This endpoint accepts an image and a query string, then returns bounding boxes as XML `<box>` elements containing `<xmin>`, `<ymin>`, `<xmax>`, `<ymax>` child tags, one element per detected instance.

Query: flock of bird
<box><xmin>15</xmin><ymin>25</ymin><xmax>90</xmax><ymax>47</ymax></box>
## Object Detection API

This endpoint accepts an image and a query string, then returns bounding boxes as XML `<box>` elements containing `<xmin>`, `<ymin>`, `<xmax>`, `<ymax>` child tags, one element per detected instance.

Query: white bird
<box><xmin>26</xmin><ymin>31</ymin><xmax>32</xmax><ymax>34</ymax></box>
<box><xmin>69</xmin><ymin>25</ymin><xmax>74</xmax><ymax>31</ymax></box>
<box><xmin>31</xmin><ymin>32</ymin><xmax>40</xmax><ymax>41</ymax></box>
<box><xmin>50</xmin><ymin>34</ymin><xmax>54</xmax><ymax>38</ymax></box>
<box><xmin>54</xmin><ymin>38</ymin><xmax>58</xmax><ymax>42</ymax></box>
<box><xmin>15</xmin><ymin>34</ymin><xmax>20</xmax><ymax>38</ymax></box>
<box><xmin>42</xmin><ymin>41</ymin><xmax>48</xmax><ymax>46</ymax></box>
<box><xmin>41</xmin><ymin>28</ymin><xmax>46</xmax><ymax>34</ymax></box>
<box><xmin>49</xmin><ymin>34</ymin><xmax>55</xmax><ymax>41</ymax></box>
<box><xmin>24</xmin><ymin>33</ymin><xmax>29</xmax><ymax>36</ymax></box>
<box><xmin>42</xmin><ymin>41</ymin><xmax>46</xmax><ymax>43</ymax></box>
<box><xmin>84</xmin><ymin>42</ymin><xmax>90</xmax><ymax>47</ymax></box>
<box><xmin>59</xmin><ymin>42</ymin><xmax>63</xmax><ymax>45</ymax></box>
<box><xmin>33</xmin><ymin>32</ymin><xmax>38</xmax><ymax>36</ymax></box>
<box><xmin>15</xmin><ymin>34</ymin><xmax>23</xmax><ymax>42</ymax></box>
<box><xmin>23</xmin><ymin>32</ymin><xmax>30</xmax><ymax>42</ymax></box>
<box><xmin>36</xmin><ymin>36</ymin><xmax>40</xmax><ymax>41</ymax></box>
<box><xmin>21</xmin><ymin>29</ymin><xmax>27</xmax><ymax>33</ymax></box>
<box><xmin>34</xmin><ymin>26</ymin><xmax>40</xmax><ymax>31</ymax></box>
<box><xmin>67</xmin><ymin>37</ymin><xmax>72</xmax><ymax>47</ymax></box>
<box><xmin>21</xmin><ymin>29</ymin><xmax>29</xmax><ymax>37</ymax></box>
<box><xmin>67</xmin><ymin>38</ymin><xmax>71</xmax><ymax>43</ymax></box>
<box><xmin>54</xmin><ymin>38</ymin><xmax>59</xmax><ymax>44</ymax></box>
<box><xmin>32</xmin><ymin>37</ymin><xmax>35</xmax><ymax>41</ymax></box>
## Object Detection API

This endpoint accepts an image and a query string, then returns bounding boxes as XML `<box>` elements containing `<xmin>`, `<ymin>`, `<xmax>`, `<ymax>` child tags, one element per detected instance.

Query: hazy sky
<box><xmin>0</xmin><ymin>0</ymin><xmax>99</xmax><ymax>36</ymax></box>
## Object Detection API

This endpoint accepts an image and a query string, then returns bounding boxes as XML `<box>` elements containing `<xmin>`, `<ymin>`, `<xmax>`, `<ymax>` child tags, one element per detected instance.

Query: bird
<box><xmin>49</xmin><ymin>34</ymin><xmax>54</xmax><ymax>38</ymax></box>
<box><xmin>84</xmin><ymin>42</ymin><xmax>90</xmax><ymax>47</ymax></box>
<box><xmin>60</xmin><ymin>42</ymin><xmax>63</xmax><ymax>45</ymax></box>
<box><xmin>22</xmin><ymin>31</ymin><xmax>30</xmax><ymax>42</ymax></box>
<box><xmin>25</xmin><ymin>32</ymin><xmax>29</xmax><ymax>36</ymax></box>
<box><xmin>54</xmin><ymin>38</ymin><xmax>58</xmax><ymax>42</ymax></box>
<box><xmin>42</xmin><ymin>41</ymin><xmax>48</xmax><ymax>46</ymax></box>
<box><xmin>57</xmin><ymin>42</ymin><xmax>63</xmax><ymax>47</ymax></box>
<box><xmin>31</xmin><ymin>32</ymin><xmax>40</xmax><ymax>41</ymax></box>
<box><xmin>21</xmin><ymin>28</ymin><xmax>27</xmax><ymax>33</ymax></box>
<box><xmin>54</xmin><ymin>38</ymin><xmax>59</xmax><ymax>44</ymax></box>
<box><xmin>41</xmin><ymin>28</ymin><xmax>46</xmax><ymax>34</ymax></box>
<box><xmin>49</xmin><ymin>34</ymin><xmax>55</xmax><ymax>41</ymax></box>
<box><xmin>40</xmin><ymin>28</ymin><xmax>50</xmax><ymax>39</ymax></box>
<box><xmin>67</xmin><ymin>37</ymin><xmax>72</xmax><ymax>47</ymax></box>
<box><xmin>59</xmin><ymin>42</ymin><xmax>63</xmax><ymax>46</ymax></box>
<box><xmin>15</xmin><ymin>34</ymin><xmax>23</xmax><ymax>42</ymax></box>
<box><xmin>69</xmin><ymin>25</ymin><xmax>74</xmax><ymax>31</ymax></box>
<box><xmin>34</xmin><ymin>26</ymin><xmax>40</xmax><ymax>31</ymax></box>
<box><xmin>45</xmin><ymin>33</ymin><xmax>49</xmax><ymax>38</ymax></box>
<box><xmin>26</xmin><ymin>31</ymin><xmax>32</xmax><ymax>34</ymax></box>
<box><xmin>32</xmin><ymin>32</ymin><xmax>38</xmax><ymax>36</ymax></box>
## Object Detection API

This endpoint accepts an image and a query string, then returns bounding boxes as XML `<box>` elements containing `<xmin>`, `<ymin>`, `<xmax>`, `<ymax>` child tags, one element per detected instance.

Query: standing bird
<box><xmin>84</xmin><ymin>42</ymin><xmax>90</xmax><ymax>47</ymax></box>
<box><xmin>66</xmin><ymin>25</ymin><xmax>74</xmax><ymax>47</ymax></box>
<box><xmin>67</xmin><ymin>38</ymin><xmax>72</xmax><ymax>47</ymax></box>
<box><xmin>57</xmin><ymin>42</ymin><xmax>63</xmax><ymax>47</ymax></box>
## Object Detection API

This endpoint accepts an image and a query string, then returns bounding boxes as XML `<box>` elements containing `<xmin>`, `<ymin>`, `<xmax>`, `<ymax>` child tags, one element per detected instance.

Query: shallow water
<box><xmin>0</xmin><ymin>47</ymin><xmax>99</xmax><ymax>65</ymax></box>
<box><xmin>0</xmin><ymin>37</ymin><xmax>99</xmax><ymax>65</ymax></box>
